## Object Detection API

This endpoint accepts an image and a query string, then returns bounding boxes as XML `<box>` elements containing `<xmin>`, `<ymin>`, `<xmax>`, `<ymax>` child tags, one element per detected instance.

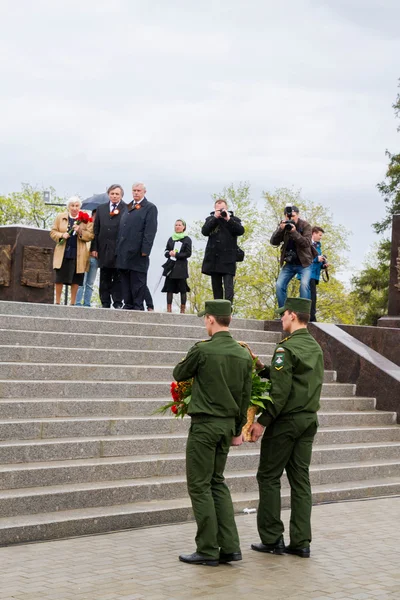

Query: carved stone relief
<box><xmin>21</xmin><ymin>246</ymin><xmax>54</xmax><ymax>288</ymax></box>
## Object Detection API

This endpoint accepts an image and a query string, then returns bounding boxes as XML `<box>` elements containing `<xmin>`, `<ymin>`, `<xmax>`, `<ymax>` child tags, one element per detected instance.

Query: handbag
<box><xmin>161</xmin><ymin>258</ymin><xmax>175</xmax><ymax>277</ymax></box>
<box><xmin>236</xmin><ymin>246</ymin><xmax>245</xmax><ymax>262</ymax></box>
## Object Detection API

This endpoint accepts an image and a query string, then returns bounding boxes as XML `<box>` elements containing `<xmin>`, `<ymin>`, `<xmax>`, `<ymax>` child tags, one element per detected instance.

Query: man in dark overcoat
<box><xmin>116</xmin><ymin>182</ymin><xmax>158</xmax><ymax>310</ymax></box>
<box><xmin>201</xmin><ymin>198</ymin><xmax>244</xmax><ymax>305</ymax></box>
<box><xmin>92</xmin><ymin>184</ymin><xmax>127</xmax><ymax>309</ymax></box>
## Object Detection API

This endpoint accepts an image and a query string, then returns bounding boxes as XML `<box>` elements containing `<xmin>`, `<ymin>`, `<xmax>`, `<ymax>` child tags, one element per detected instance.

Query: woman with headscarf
<box><xmin>50</xmin><ymin>196</ymin><xmax>94</xmax><ymax>305</ymax></box>
<box><xmin>161</xmin><ymin>219</ymin><xmax>192</xmax><ymax>313</ymax></box>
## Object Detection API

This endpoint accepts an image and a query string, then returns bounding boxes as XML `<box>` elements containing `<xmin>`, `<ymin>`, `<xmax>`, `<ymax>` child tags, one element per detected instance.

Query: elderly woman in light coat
<box><xmin>50</xmin><ymin>196</ymin><xmax>94</xmax><ymax>305</ymax></box>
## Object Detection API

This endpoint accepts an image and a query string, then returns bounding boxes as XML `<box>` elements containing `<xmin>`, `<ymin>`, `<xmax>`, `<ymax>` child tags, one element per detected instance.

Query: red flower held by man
<box><xmin>170</xmin><ymin>382</ymin><xmax>180</xmax><ymax>402</ymax></box>
<box><xmin>154</xmin><ymin>379</ymin><xmax>193</xmax><ymax>419</ymax></box>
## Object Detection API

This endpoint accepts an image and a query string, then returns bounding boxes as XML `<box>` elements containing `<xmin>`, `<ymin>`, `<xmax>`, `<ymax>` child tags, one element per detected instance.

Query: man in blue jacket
<box><xmin>309</xmin><ymin>227</ymin><xmax>328</xmax><ymax>322</ymax></box>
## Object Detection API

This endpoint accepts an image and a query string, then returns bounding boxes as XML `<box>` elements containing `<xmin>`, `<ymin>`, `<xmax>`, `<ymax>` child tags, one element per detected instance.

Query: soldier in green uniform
<box><xmin>249</xmin><ymin>297</ymin><xmax>324</xmax><ymax>558</ymax></box>
<box><xmin>173</xmin><ymin>299</ymin><xmax>252</xmax><ymax>567</ymax></box>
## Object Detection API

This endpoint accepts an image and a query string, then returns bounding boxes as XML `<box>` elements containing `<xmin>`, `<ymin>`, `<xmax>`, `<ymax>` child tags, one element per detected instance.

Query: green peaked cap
<box><xmin>198</xmin><ymin>299</ymin><xmax>232</xmax><ymax>318</ymax></box>
<box><xmin>276</xmin><ymin>297</ymin><xmax>311</xmax><ymax>315</ymax></box>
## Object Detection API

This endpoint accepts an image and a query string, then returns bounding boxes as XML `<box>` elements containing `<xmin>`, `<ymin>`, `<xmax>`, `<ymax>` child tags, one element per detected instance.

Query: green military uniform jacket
<box><xmin>257</xmin><ymin>328</ymin><xmax>324</xmax><ymax>428</ymax></box>
<box><xmin>172</xmin><ymin>331</ymin><xmax>253</xmax><ymax>436</ymax></box>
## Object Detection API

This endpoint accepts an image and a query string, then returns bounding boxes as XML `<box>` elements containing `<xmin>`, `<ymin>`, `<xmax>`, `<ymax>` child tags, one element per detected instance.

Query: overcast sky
<box><xmin>1</xmin><ymin>0</ymin><xmax>399</xmax><ymax>303</ymax></box>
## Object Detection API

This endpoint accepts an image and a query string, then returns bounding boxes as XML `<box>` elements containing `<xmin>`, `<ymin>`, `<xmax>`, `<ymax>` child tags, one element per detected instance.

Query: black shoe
<box><xmin>251</xmin><ymin>537</ymin><xmax>285</xmax><ymax>555</ymax></box>
<box><xmin>179</xmin><ymin>552</ymin><xmax>219</xmax><ymax>566</ymax></box>
<box><xmin>101</xmin><ymin>304</ymin><xmax>110</xmax><ymax>309</ymax></box>
<box><xmin>219</xmin><ymin>551</ymin><xmax>242</xmax><ymax>564</ymax></box>
<box><xmin>284</xmin><ymin>545</ymin><xmax>310</xmax><ymax>558</ymax></box>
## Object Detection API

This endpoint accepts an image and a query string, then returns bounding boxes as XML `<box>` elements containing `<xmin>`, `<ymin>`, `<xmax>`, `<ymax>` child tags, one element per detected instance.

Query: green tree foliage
<box><xmin>351</xmin><ymin>81</ymin><xmax>399</xmax><ymax>324</ymax></box>
<box><xmin>374</xmin><ymin>151</ymin><xmax>400</xmax><ymax>234</ymax></box>
<box><xmin>0</xmin><ymin>183</ymin><xmax>64</xmax><ymax>229</ymax></box>
<box><xmin>188</xmin><ymin>183</ymin><xmax>354</xmax><ymax>322</ymax></box>
<box><xmin>351</xmin><ymin>241</ymin><xmax>391</xmax><ymax>325</ymax></box>
<box><xmin>374</xmin><ymin>80</ymin><xmax>400</xmax><ymax>234</ymax></box>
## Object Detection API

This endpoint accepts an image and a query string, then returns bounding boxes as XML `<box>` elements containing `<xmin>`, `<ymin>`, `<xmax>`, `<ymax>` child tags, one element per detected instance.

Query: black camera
<box><xmin>321</xmin><ymin>255</ymin><xmax>330</xmax><ymax>282</ymax></box>
<box><xmin>282</xmin><ymin>204</ymin><xmax>295</xmax><ymax>231</ymax></box>
<box><xmin>283</xmin><ymin>219</ymin><xmax>295</xmax><ymax>231</ymax></box>
<box><xmin>285</xmin><ymin>205</ymin><xmax>293</xmax><ymax>220</ymax></box>
<box><xmin>284</xmin><ymin>249</ymin><xmax>297</xmax><ymax>264</ymax></box>
<box><xmin>219</xmin><ymin>210</ymin><xmax>227</xmax><ymax>218</ymax></box>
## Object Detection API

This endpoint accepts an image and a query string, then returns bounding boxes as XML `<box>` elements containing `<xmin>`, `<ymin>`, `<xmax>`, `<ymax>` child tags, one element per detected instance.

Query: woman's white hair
<box><xmin>66</xmin><ymin>196</ymin><xmax>82</xmax><ymax>209</ymax></box>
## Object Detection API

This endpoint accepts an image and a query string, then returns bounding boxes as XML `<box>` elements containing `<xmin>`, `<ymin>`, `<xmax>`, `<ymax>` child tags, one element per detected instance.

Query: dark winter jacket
<box><xmin>270</xmin><ymin>217</ymin><xmax>315</xmax><ymax>268</ymax></box>
<box><xmin>115</xmin><ymin>198</ymin><xmax>158</xmax><ymax>272</ymax></box>
<box><xmin>93</xmin><ymin>200</ymin><xmax>127</xmax><ymax>269</ymax></box>
<box><xmin>201</xmin><ymin>211</ymin><xmax>244</xmax><ymax>276</ymax></box>
<box><xmin>163</xmin><ymin>236</ymin><xmax>192</xmax><ymax>279</ymax></box>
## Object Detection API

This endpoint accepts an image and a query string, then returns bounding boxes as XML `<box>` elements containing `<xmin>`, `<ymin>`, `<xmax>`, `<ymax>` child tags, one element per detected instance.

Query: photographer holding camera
<box><xmin>271</xmin><ymin>205</ymin><xmax>315</xmax><ymax>309</ymax></box>
<box><xmin>201</xmin><ymin>199</ymin><xmax>244</xmax><ymax>305</ymax></box>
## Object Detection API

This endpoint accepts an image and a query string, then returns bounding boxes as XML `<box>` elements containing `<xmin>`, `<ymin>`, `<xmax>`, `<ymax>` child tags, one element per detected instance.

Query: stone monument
<box><xmin>378</xmin><ymin>213</ymin><xmax>400</xmax><ymax>328</ymax></box>
<box><xmin>0</xmin><ymin>225</ymin><xmax>55</xmax><ymax>304</ymax></box>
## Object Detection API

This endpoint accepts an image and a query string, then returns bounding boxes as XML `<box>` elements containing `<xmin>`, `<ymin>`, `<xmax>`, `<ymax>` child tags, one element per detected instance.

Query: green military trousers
<box><xmin>256</xmin><ymin>413</ymin><xmax>318</xmax><ymax>549</ymax></box>
<box><xmin>186</xmin><ymin>417</ymin><xmax>240</xmax><ymax>559</ymax></box>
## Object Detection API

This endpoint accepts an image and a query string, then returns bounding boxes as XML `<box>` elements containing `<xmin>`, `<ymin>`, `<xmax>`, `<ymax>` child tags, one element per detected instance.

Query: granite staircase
<box><xmin>0</xmin><ymin>301</ymin><xmax>399</xmax><ymax>546</ymax></box>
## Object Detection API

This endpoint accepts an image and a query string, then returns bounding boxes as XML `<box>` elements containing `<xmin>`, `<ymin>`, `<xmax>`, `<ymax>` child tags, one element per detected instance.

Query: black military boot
<box><xmin>179</xmin><ymin>552</ymin><xmax>219</xmax><ymax>566</ymax></box>
<box><xmin>219</xmin><ymin>551</ymin><xmax>242</xmax><ymax>564</ymax></box>
<box><xmin>251</xmin><ymin>536</ymin><xmax>285</xmax><ymax>555</ymax></box>
<box><xmin>284</xmin><ymin>545</ymin><xmax>310</xmax><ymax>558</ymax></box>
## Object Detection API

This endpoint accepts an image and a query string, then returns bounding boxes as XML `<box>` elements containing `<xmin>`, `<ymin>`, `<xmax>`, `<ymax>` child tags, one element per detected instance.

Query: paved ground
<box><xmin>1</xmin><ymin>497</ymin><xmax>399</xmax><ymax>600</ymax></box>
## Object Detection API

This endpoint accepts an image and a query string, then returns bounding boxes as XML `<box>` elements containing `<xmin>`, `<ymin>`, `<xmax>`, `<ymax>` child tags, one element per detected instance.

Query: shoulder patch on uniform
<box><xmin>272</xmin><ymin>352</ymin><xmax>285</xmax><ymax>370</ymax></box>
<box><xmin>276</xmin><ymin>347</ymin><xmax>285</xmax><ymax>352</ymax></box>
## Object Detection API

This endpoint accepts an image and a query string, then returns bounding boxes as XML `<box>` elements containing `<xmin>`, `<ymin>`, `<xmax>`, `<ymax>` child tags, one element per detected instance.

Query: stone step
<box><xmin>0</xmin><ymin>315</ymin><xmax>279</xmax><ymax>343</ymax></box>
<box><xmin>0</xmin><ymin>301</ymin><xmax>267</xmax><ymax>330</ymax></box>
<box><xmin>0</xmin><ymin>329</ymin><xmax>278</xmax><ymax>354</ymax></box>
<box><xmin>0</xmin><ymin>362</ymin><xmax>337</xmax><ymax>383</ymax></box>
<box><xmin>1</xmin><ymin>425</ymin><xmax>399</xmax><ymax>464</ymax></box>
<box><xmin>0</xmin><ymin>461</ymin><xmax>400</xmax><ymax>524</ymax></box>
<box><xmin>0</xmin><ymin>345</ymin><xmax>273</xmax><ymax>368</ymax></box>
<box><xmin>0</xmin><ymin>395</ymin><xmax>371</xmax><ymax>419</ymax></box>
<box><xmin>0</xmin><ymin>300</ymin><xmax>397</xmax><ymax>548</ymax></box>
<box><xmin>0</xmin><ymin>380</ymin><xmax>355</xmax><ymax>399</ymax></box>
<box><xmin>0</xmin><ymin>411</ymin><xmax>396</xmax><ymax>443</ymax></box>
<box><xmin>1</xmin><ymin>445</ymin><xmax>400</xmax><ymax>494</ymax></box>
<box><xmin>1</xmin><ymin>477</ymin><xmax>399</xmax><ymax>545</ymax></box>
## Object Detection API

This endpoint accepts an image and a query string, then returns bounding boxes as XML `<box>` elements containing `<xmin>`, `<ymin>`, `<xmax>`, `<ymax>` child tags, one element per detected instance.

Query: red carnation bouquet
<box><xmin>58</xmin><ymin>211</ymin><xmax>93</xmax><ymax>245</ymax></box>
<box><xmin>153</xmin><ymin>379</ymin><xmax>193</xmax><ymax>419</ymax></box>
<box><xmin>153</xmin><ymin>344</ymin><xmax>272</xmax><ymax>433</ymax></box>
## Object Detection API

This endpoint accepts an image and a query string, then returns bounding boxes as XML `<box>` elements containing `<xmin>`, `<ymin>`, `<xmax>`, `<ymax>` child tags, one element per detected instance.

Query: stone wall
<box><xmin>338</xmin><ymin>325</ymin><xmax>400</xmax><ymax>367</ymax></box>
<box><xmin>0</xmin><ymin>226</ymin><xmax>55</xmax><ymax>304</ymax></box>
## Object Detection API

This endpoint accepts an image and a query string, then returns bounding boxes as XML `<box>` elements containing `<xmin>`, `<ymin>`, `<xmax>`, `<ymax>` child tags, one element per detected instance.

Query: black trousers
<box><xmin>99</xmin><ymin>267</ymin><xmax>123</xmax><ymax>308</ymax></box>
<box><xmin>143</xmin><ymin>286</ymin><xmax>154</xmax><ymax>310</ymax></box>
<box><xmin>121</xmin><ymin>269</ymin><xmax>147</xmax><ymax>310</ymax></box>
<box><xmin>310</xmin><ymin>278</ymin><xmax>317</xmax><ymax>322</ymax></box>
<box><xmin>211</xmin><ymin>273</ymin><xmax>234</xmax><ymax>304</ymax></box>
